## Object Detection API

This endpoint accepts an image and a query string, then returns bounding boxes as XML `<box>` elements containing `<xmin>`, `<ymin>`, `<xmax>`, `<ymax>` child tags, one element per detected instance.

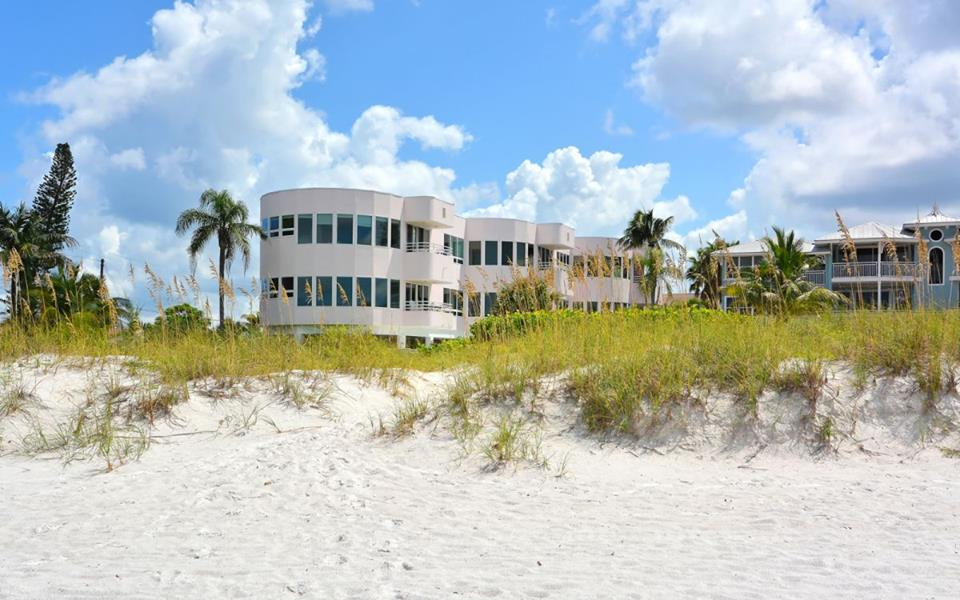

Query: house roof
<box><xmin>902</xmin><ymin>204</ymin><xmax>960</xmax><ymax>227</ymax></box>
<box><xmin>714</xmin><ymin>239</ymin><xmax>815</xmax><ymax>256</ymax></box>
<box><xmin>813</xmin><ymin>222</ymin><xmax>914</xmax><ymax>243</ymax></box>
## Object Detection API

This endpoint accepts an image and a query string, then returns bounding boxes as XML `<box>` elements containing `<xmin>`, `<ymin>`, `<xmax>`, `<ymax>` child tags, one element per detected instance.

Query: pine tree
<box><xmin>32</xmin><ymin>142</ymin><xmax>77</xmax><ymax>253</ymax></box>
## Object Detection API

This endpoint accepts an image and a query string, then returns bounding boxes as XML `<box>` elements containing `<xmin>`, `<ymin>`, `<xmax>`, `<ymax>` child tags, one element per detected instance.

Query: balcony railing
<box><xmin>404</xmin><ymin>300</ymin><xmax>455</xmax><ymax>313</ymax></box>
<box><xmin>536</xmin><ymin>260</ymin><xmax>569</xmax><ymax>271</ymax></box>
<box><xmin>832</xmin><ymin>262</ymin><xmax>919</xmax><ymax>279</ymax></box>
<box><xmin>802</xmin><ymin>270</ymin><xmax>825</xmax><ymax>286</ymax></box>
<box><xmin>405</xmin><ymin>242</ymin><xmax>451</xmax><ymax>256</ymax></box>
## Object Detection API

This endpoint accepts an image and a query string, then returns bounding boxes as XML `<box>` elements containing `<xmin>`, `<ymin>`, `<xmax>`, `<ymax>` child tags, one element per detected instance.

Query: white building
<box><xmin>260</xmin><ymin>188</ymin><xmax>648</xmax><ymax>346</ymax></box>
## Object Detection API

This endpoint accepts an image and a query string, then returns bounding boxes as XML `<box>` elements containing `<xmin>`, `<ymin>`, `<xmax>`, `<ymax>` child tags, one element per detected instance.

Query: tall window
<box><xmin>390</xmin><ymin>219</ymin><xmax>401</xmax><ymax>249</ymax></box>
<box><xmin>485</xmin><ymin>241</ymin><xmax>498</xmax><ymax>266</ymax></box>
<box><xmin>297</xmin><ymin>214</ymin><xmax>313</xmax><ymax>244</ymax></box>
<box><xmin>407</xmin><ymin>225</ymin><xmax>428</xmax><ymax>249</ymax></box>
<box><xmin>337</xmin><ymin>214</ymin><xmax>353</xmax><ymax>244</ymax></box>
<box><xmin>375</xmin><ymin>278</ymin><xmax>388</xmax><ymax>307</ymax></box>
<box><xmin>316</xmin><ymin>276</ymin><xmax>333</xmax><ymax>307</ymax></box>
<box><xmin>501</xmin><ymin>241</ymin><xmax>514</xmax><ymax>266</ymax></box>
<box><xmin>467</xmin><ymin>292</ymin><xmax>481</xmax><ymax>317</ymax></box>
<box><xmin>443</xmin><ymin>288</ymin><xmax>463</xmax><ymax>316</ymax></box>
<box><xmin>375</xmin><ymin>217</ymin><xmax>389</xmax><ymax>247</ymax></box>
<box><xmin>297</xmin><ymin>276</ymin><xmax>312</xmax><ymax>306</ymax></box>
<box><xmin>336</xmin><ymin>277</ymin><xmax>352</xmax><ymax>306</ymax></box>
<box><xmin>269</xmin><ymin>216</ymin><xmax>280</xmax><ymax>238</ymax></box>
<box><xmin>357</xmin><ymin>277</ymin><xmax>372</xmax><ymax>306</ymax></box>
<box><xmin>484</xmin><ymin>292</ymin><xmax>498</xmax><ymax>316</ymax></box>
<box><xmin>357</xmin><ymin>215</ymin><xmax>372</xmax><ymax>246</ymax></box>
<box><xmin>389</xmin><ymin>279</ymin><xmax>401</xmax><ymax>309</ymax></box>
<box><xmin>405</xmin><ymin>283</ymin><xmax>429</xmax><ymax>309</ymax></box>
<box><xmin>469</xmin><ymin>241</ymin><xmax>481</xmax><ymax>265</ymax></box>
<box><xmin>280</xmin><ymin>276</ymin><xmax>294</xmax><ymax>299</ymax></box>
<box><xmin>930</xmin><ymin>247</ymin><xmax>944</xmax><ymax>285</ymax></box>
<box><xmin>316</xmin><ymin>214</ymin><xmax>332</xmax><ymax>244</ymax></box>
<box><xmin>268</xmin><ymin>277</ymin><xmax>279</xmax><ymax>299</ymax></box>
<box><xmin>281</xmin><ymin>215</ymin><xmax>295</xmax><ymax>237</ymax></box>
<box><xmin>516</xmin><ymin>242</ymin><xmax>526</xmax><ymax>266</ymax></box>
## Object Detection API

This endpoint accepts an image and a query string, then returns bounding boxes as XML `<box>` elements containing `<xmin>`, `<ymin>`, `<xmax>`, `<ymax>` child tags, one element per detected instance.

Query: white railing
<box><xmin>802</xmin><ymin>270</ymin><xmax>825</xmax><ymax>286</ymax></box>
<box><xmin>404</xmin><ymin>300</ymin><xmax>455</xmax><ymax>313</ymax></box>
<box><xmin>832</xmin><ymin>262</ymin><xmax>920</xmax><ymax>279</ymax></box>
<box><xmin>536</xmin><ymin>260</ymin><xmax>569</xmax><ymax>271</ymax></box>
<box><xmin>405</xmin><ymin>242</ymin><xmax>451</xmax><ymax>256</ymax></box>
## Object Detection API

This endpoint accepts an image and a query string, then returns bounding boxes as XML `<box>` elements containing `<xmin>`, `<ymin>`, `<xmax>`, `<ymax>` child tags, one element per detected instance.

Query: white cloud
<box><xmin>467</xmin><ymin>146</ymin><xmax>693</xmax><ymax>234</ymax></box>
<box><xmin>98</xmin><ymin>224</ymin><xmax>127</xmax><ymax>256</ymax></box>
<box><xmin>323</xmin><ymin>0</ymin><xmax>373</xmax><ymax>15</ymax></box>
<box><xmin>586</xmin><ymin>0</ymin><xmax>960</xmax><ymax>239</ymax></box>
<box><xmin>603</xmin><ymin>109</ymin><xmax>634</xmax><ymax>136</ymax></box>
<box><xmin>680</xmin><ymin>210</ymin><xmax>748</xmax><ymax>249</ymax></box>
<box><xmin>109</xmin><ymin>148</ymin><xmax>146</xmax><ymax>171</ymax></box>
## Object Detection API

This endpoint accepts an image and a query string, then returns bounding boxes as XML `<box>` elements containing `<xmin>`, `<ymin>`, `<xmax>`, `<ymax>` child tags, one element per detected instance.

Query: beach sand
<box><xmin>1</xmin><ymin>357</ymin><xmax>959</xmax><ymax>599</ymax></box>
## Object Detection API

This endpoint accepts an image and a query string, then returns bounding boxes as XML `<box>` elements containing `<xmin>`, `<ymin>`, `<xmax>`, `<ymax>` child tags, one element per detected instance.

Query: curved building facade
<box><xmin>260</xmin><ymin>188</ymin><xmax>647</xmax><ymax>346</ymax></box>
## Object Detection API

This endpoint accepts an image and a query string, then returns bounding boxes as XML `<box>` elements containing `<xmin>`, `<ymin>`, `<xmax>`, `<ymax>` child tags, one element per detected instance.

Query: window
<box><xmin>485</xmin><ymin>241</ymin><xmax>498</xmax><ymax>266</ymax></box>
<box><xmin>930</xmin><ymin>247</ymin><xmax>944</xmax><ymax>285</ymax></box>
<box><xmin>281</xmin><ymin>215</ymin><xmax>295</xmax><ymax>237</ymax></box>
<box><xmin>501</xmin><ymin>241</ymin><xmax>514</xmax><ymax>266</ymax></box>
<box><xmin>407</xmin><ymin>224</ymin><xmax>427</xmax><ymax>249</ymax></box>
<box><xmin>316</xmin><ymin>276</ymin><xmax>333</xmax><ymax>306</ymax></box>
<box><xmin>443</xmin><ymin>288</ymin><xmax>463</xmax><ymax>316</ymax></box>
<box><xmin>930</xmin><ymin>229</ymin><xmax>944</xmax><ymax>242</ymax></box>
<box><xmin>268</xmin><ymin>277</ymin><xmax>279</xmax><ymax>299</ymax></box>
<box><xmin>357</xmin><ymin>215</ymin><xmax>372</xmax><ymax>246</ymax></box>
<box><xmin>269</xmin><ymin>216</ymin><xmax>280</xmax><ymax>238</ymax></box>
<box><xmin>357</xmin><ymin>277</ymin><xmax>372</xmax><ymax>306</ymax></box>
<box><xmin>375</xmin><ymin>217</ymin><xmax>389</xmax><ymax>247</ymax></box>
<box><xmin>280</xmin><ymin>276</ymin><xmax>294</xmax><ymax>299</ymax></box>
<box><xmin>405</xmin><ymin>283</ymin><xmax>429</xmax><ymax>309</ymax></box>
<box><xmin>336</xmin><ymin>277</ymin><xmax>352</xmax><ymax>306</ymax></box>
<box><xmin>390</xmin><ymin>219</ymin><xmax>401</xmax><ymax>249</ymax></box>
<box><xmin>337</xmin><ymin>214</ymin><xmax>353</xmax><ymax>244</ymax></box>
<box><xmin>516</xmin><ymin>242</ymin><xmax>526</xmax><ymax>266</ymax></box>
<box><xmin>469</xmin><ymin>241</ymin><xmax>482</xmax><ymax>265</ymax></box>
<box><xmin>527</xmin><ymin>243</ymin><xmax>534</xmax><ymax>265</ymax></box>
<box><xmin>297</xmin><ymin>276</ymin><xmax>312</xmax><ymax>306</ymax></box>
<box><xmin>297</xmin><ymin>214</ymin><xmax>313</xmax><ymax>244</ymax></box>
<box><xmin>484</xmin><ymin>292</ymin><xmax>498</xmax><ymax>316</ymax></box>
<box><xmin>316</xmin><ymin>214</ymin><xmax>332</xmax><ymax>244</ymax></box>
<box><xmin>375</xmin><ymin>278</ymin><xmax>388</xmax><ymax>308</ymax></box>
<box><xmin>467</xmin><ymin>292</ymin><xmax>481</xmax><ymax>317</ymax></box>
<box><xmin>390</xmin><ymin>279</ymin><xmax>401</xmax><ymax>309</ymax></box>
<box><xmin>261</xmin><ymin>218</ymin><xmax>269</xmax><ymax>236</ymax></box>
<box><xmin>445</xmin><ymin>235</ymin><xmax>464</xmax><ymax>263</ymax></box>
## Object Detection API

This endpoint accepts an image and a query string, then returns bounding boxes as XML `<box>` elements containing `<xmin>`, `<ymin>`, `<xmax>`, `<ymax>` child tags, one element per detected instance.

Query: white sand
<box><xmin>2</xmin><ymin>357</ymin><xmax>959</xmax><ymax>599</ymax></box>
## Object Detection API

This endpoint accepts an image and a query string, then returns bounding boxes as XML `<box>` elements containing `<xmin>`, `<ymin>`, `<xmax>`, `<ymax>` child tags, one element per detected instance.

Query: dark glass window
<box><xmin>375</xmin><ymin>217</ymin><xmax>389</xmax><ymax>247</ymax></box>
<box><xmin>337</xmin><ymin>214</ymin><xmax>353</xmax><ymax>244</ymax></box>
<box><xmin>516</xmin><ymin>242</ymin><xmax>526</xmax><ymax>266</ymax></box>
<box><xmin>357</xmin><ymin>215</ymin><xmax>372</xmax><ymax>246</ymax></box>
<box><xmin>316</xmin><ymin>276</ymin><xmax>333</xmax><ymax>306</ymax></box>
<box><xmin>281</xmin><ymin>215</ymin><xmax>295</xmax><ymax>237</ymax></box>
<box><xmin>469</xmin><ymin>241</ymin><xmax>481</xmax><ymax>265</ymax></box>
<box><xmin>485</xmin><ymin>241</ymin><xmax>498</xmax><ymax>266</ymax></box>
<box><xmin>268</xmin><ymin>277</ymin><xmax>279</xmax><ymax>299</ymax></box>
<box><xmin>336</xmin><ymin>277</ymin><xmax>352</xmax><ymax>306</ymax></box>
<box><xmin>357</xmin><ymin>277</ymin><xmax>372</xmax><ymax>306</ymax></box>
<box><xmin>297</xmin><ymin>276</ymin><xmax>312</xmax><ymax>306</ymax></box>
<box><xmin>467</xmin><ymin>292</ymin><xmax>481</xmax><ymax>317</ymax></box>
<box><xmin>501</xmin><ymin>241</ymin><xmax>514</xmax><ymax>266</ymax></box>
<box><xmin>484</xmin><ymin>292</ymin><xmax>498</xmax><ymax>316</ymax></box>
<box><xmin>375</xmin><ymin>278</ymin><xmax>388</xmax><ymax>308</ymax></box>
<box><xmin>316</xmin><ymin>214</ymin><xmax>332</xmax><ymax>244</ymax></box>
<box><xmin>269</xmin><ymin>216</ymin><xmax>280</xmax><ymax>238</ymax></box>
<box><xmin>390</xmin><ymin>219</ymin><xmax>401</xmax><ymax>249</ymax></box>
<box><xmin>389</xmin><ymin>279</ymin><xmax>400</xmax><ymax>309</ymax></box>
<box><xmin>280</xmin><ymin>276</ymin><xmax>294</xmax><ymax>299</ymax></box>
<box><xmin>297</xmin><ymin>214</ymin><xmax>312</xmax><ymax>244</ymax></box>
<box><xmin>261</xmin><ymin>218</ymin><xmax>269</xmax><ymax>235</ymax></box>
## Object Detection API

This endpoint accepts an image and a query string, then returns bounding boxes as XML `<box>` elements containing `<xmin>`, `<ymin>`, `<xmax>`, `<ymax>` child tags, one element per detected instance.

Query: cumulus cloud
<box><xmin>466</xmin><ymin>146</ymin><xmax>694</xmax><ymax>234</ymax></box>
<box><xmin>585</xmin><ymin>0</ymin><xmax>960</xmax><ymax>239</ymax></box>
<box><xmin>23</xmin><ymin>0</ymin><xmax>469</xmax><ymax>316</ymax></box>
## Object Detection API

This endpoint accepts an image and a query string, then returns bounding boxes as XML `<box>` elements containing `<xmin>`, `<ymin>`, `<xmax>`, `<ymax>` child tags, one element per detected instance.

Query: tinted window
<box><xmin>468</xmin><ymin>292</ymin><xmax>481</xmax><ymax>317</ymax></box>
<box><xmin>485</xmin><ymin>241</ymin><xmax>497</xmax><ymax>266</ymax></box>
<box><xmin>357</xmin><ymin>277</ymin><xmax>372</xmax><ymax>306</ymax></box>
<box><xmin>516</xmin><ymin>242</ymin><xmax>526</xmax><ymax>266</ymax></box>
<box><xmin>337</xmin><ymin>214</ymin><xmax>353</xmax><ymax>244</ymax></box>
<box><xmin>375</xmin><ymin>278</ymin><xmax>388</xmax><ymax>307</ymax></box>
<box><xmin>357</xmin><ymin>215</ymin><xmax>372</xmax><ymax>246</ymax></box>
<box><xmin>390</xmin><ymin>219</ymin><xmax>401</xmax><ymax>249</ymax></box>
<box><xmin>501</xmin><ymin>241</ymin><xmax>513</xmax><ymax>266</ymax></box>
<box><xmin>269</xmin><ymin>216</ymin><xmax>280</xmax><ymax>238</ymax></box>
<box><xmin>297</xmin><ymin>214</ymin><xmax>312</xmax><ymax>244</ymax></box>
<box><xmin>281</xmin><ymin>215</ymin><xmax>295</xmax><ymax>237</ymax></box>
<box><xmin>316</xmin><ymin>276</ymin><xmax>333</xmax><ymax>306</ymax></box>
<box><xmin>390</xmin><ymin>279</ymin><xmax>400</xmax><ymax>309</ymax></box>
<box><xmin>484</xmin><ymin>292</ymin><xmax>497</xmax><ymax>316</ymax></box>
<box><xmin>336</xmin><ymin>276</ymin><xmax>352</xmax><ymax>306</ymax></box>
<box><xmin>375</xmin><ymin>217</ymin><xmax>389</xmax><ymax>247</ymax></box>
<box><xmin>469</xmin><ymin>241</ymin><xmax>481</xmax><ymax>265</ymax></box>
<box><xmin>316</xmin><ymin>214</ymin><xmax>332</xmax><ymax>244</ymax></box>
<box><xmin>297</xmin><ymin>276</ymin><xmax>312</xmax><ymax>306</ymax></box>
<box><xmin>280</xmin><ymin>276</ymin><xmax>294</xmax><ymax>298</ymax></box>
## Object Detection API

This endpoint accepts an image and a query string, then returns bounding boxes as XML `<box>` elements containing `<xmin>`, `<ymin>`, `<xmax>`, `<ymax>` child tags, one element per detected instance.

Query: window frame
<box><xmin>316</xmin><ymin>276</ymin><xmax>333</xmax><ymax>307</ymax></box>
<box><xmin>337</xmin><ymin>214</ymin><xmax>354</xmax><ymax>244</ymax></box>
<box><xmin>316</xmin><ymin>213</ymin><xmax>333</xmax><ymax>244</ymax></box>
<box><xmin>375</xmin><ymin>217</ymin><xmax>389</xmax><ymax>247</ymax></box>
<box><xmin>296</xmin><ymin>276</ymin><xmax>313</xmax><ymax>306</ymax></box>
<box><xmin>485</xmin><ymin>241</ymin><xmax>498</xmax><ymax>266</ymax></box>
<box><xmin>297</xmin><ymin>214</ymin><xmax>313</xmax><ymax>244</ymax></box>
<box><xmin>281</xmin><ymin>215</ymin><xmax>295</xmax><ymax>237</ymax></box>
<box><xmin>356</xmin><ymin>276</ymin><xmax>372</xmax><ymax>306</ymax></box>
<box><xmin>357</xmin><ymin>215</ymin><xmax>373</xmax><ymax>246</ymax></box>
<box><xmin>469</xmin><ymin>241</ymin><xmax>482</xmax><ymax>265</ymax></box>
<box><xmin>390</xmin><ymin>219</ymin><xmax>401</xmax><ymax>249</ymax></box>
<box><xmin>336</xmin><ymin>276</ymin><xmax>353</xmax><ymax>306</ymax></box>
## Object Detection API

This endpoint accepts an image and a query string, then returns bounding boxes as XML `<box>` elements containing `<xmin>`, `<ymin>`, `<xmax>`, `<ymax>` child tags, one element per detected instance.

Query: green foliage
<box><xmin>31</xmin><ymin>142</ymin><xmax>77</xmax><ymax>257</ymax></box>
<box><xmin>687</xmin><ymin>238</ymin><xmax>736</xmax><ymax>309</ymax></box>
<box><xmin>491</xmin><ymin>268</ymin><xmax>561</xmax><ymax>315</ymax></box>
<box><xmin>153</xmin><ymin>303</ymin><xmax>210</xmax><ymax>334</ymax></box>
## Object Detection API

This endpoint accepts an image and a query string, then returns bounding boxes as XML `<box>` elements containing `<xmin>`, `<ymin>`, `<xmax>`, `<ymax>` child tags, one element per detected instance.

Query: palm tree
<box><xmin>1</xmin><ymin>203</ymin><xmax>71</xmax><ymax>321</ymax></box>
<box><xmin>175</xmin><ymin>189</ymin><xmax>265</xmax><ymax>329</ymax></box>
<box><xmin>618</xmin><ymin>209</ymin><xmax>684</xmax><ymax>304</ymax></box>
<box><xmin>687</xmin><ymin>239</ymin><xmax>737</xmax><ymax>309</ymax></box>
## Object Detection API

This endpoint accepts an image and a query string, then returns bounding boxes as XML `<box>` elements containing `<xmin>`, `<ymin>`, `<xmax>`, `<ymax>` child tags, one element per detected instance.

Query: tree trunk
<box><xmin>218</xmin><ymin>236</ymin><xmax>226</xmax><ymax>330</ymax></box>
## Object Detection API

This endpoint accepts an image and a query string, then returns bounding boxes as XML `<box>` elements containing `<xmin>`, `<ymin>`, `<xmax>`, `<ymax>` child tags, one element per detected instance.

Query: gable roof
<box><xmin>714</xmin><ymin>239</ymin><xmax>814</xmax><ymax>256</ymax></box>
<box><xmin>814</xmin><ymin>222</ymin><xmax>914</xmax><ymax>243</ymax></box>
<box><xmin>902</xmin><ymin>204</ymin><xmax>960</xmax><ymax>227</ymax></box>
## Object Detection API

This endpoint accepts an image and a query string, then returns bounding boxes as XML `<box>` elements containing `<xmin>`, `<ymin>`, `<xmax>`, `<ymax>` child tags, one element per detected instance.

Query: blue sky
<box><xmin>1</xmin><ymin>0</ymin><xmax>959</xmax><ymax>309</ymax></box>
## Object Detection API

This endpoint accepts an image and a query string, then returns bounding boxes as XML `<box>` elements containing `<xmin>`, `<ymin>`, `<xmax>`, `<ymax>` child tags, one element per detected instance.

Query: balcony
<box><xmin>802</xmin><ymin>270</ymin><xmax>825</xmax><ymax>286</ymax></box>
<box><xmin>536</xmin><ymin>260</ymin><xmax>569</xmax><ymax>271</ymax></box>
<box><xmin>405</xmin><ymin>242</ymin><xmax>451</xmax><ymax>256</ymax></box>
<box><xmin>405</xmin><ymin>300</ymin><xmax>457</xmax><ymax>313</ymax></box>
<box><xmin>832</xmin><ymin>262</ymin><xmax>919</xmax><ymax>280</ymax></box>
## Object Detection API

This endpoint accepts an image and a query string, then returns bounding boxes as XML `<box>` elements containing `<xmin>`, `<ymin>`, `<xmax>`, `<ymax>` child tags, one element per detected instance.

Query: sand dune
<box><xmin>1</xmin><ymin>357</ymin><xmax>959</xmax><ymax>599</ymax></box>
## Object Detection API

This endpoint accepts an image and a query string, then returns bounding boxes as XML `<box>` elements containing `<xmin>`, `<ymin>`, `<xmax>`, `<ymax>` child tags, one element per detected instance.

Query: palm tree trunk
<box><xmin>218</xmin><ymin>238</ymin><xmax>226</xmax><ymax>330</ymax></box>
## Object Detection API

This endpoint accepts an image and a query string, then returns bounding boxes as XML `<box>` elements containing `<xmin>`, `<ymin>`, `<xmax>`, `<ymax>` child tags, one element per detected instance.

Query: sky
<box><xmin>1</xmin><ymin>0</ymin><xmax>959</xmax><ymax>313</ymax></box>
